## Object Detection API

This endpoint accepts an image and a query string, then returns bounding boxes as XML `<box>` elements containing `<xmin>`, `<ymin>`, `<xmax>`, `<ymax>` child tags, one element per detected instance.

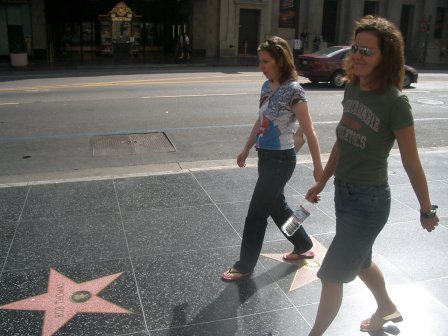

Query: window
<box><xmin>400</xmin><ymin>5</ymin><xmax>415</xmax><ymax>45</ymax></box>
<box><xmin>434</xmin><ymin>7</ymin><xmax>446</xmax><ymax>39</ymax></box>
<box><xmin>279</xmin><ymin>0</ymin><xmax>296</xmax><ymax>28</ymax></box>
<box><xmin>364</xmin><ymin>1</ymin><xmax>379</xmax><ymax>16</ymax></box>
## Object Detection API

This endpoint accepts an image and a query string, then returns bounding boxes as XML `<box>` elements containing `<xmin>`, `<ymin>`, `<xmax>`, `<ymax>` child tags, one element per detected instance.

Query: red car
<box><xmin>296</xmin><ymin>45</ymin><xmax>418</xmax><ymax>88</ymax></box>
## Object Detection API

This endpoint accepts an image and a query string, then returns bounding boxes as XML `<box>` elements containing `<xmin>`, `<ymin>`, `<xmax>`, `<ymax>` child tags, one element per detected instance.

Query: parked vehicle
<box><xmin>295</xmin><ymin>45</ymin><xmax>418</xmax><ymax>88</ymax></box>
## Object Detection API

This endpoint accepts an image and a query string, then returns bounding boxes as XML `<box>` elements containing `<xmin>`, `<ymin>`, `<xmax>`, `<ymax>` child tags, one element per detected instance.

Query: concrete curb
<box><xmin>3</xmin><ymin>147</ymin><xmax>448</xmax><ymax>188</ymax></box>
<box><xmin>0</xmin><ymin>155</ymin><xmax>326</xmax><ymax>188</ymax></box>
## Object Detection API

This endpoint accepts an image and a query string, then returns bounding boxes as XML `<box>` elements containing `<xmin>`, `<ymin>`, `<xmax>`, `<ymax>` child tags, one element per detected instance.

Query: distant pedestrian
<box><xmin>300</xmin><ymin>30</ymin><xmax>308</xmax><ymax>52</ymax></box>
<box><xmin>182</xmin><ymin>33</ymin><xmax>191</xmax><ymax>61</ymax></box>
<box><xmin>176</xmin><ymin>33</ymin><xmax>191</xmax><ymax>62</ymax></box>
<box><xmin>61</xmin><ymin>33</ymin><xmax>69</xmax><ymax>55</ymax></box>
<box><xmin>176</xmin><ymin>34</ymin><xmax>184</xmax><ymax>60</ymax></box>
<box><xmin>305</xmin><ymin>15</ymin><xmax>439</xmax><ymax>336</ymax></box>
<box><xmin>312</xmin><ymin>35</ymin><xmax>321</xmax><ymax>52</ymax></box>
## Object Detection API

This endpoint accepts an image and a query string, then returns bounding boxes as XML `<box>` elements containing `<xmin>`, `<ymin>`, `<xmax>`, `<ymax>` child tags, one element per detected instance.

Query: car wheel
<box><xmin>403</xmin><ymin>71</ymin><xmax>412</xmax><ymax>88</ymax></box>
<box><xmin>330</xmin><ymin>70</ymin><xmax>346</xmax><ymax>88</ymax></box>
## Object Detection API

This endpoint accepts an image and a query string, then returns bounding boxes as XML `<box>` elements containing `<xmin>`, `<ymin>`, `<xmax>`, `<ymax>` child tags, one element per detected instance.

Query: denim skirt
<box><xmin>317</xmin><ymin>178</ymin><xmax>391</xmax><ymax>283</ymax></box>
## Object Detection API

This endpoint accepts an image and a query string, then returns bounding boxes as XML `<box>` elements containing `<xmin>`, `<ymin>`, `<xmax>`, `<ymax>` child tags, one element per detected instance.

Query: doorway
<box><xmin>238</xmin><ymin>9</ymin><xmax>260</xmax><ymax>55</ymax></box>
<box><xmin>322</xmin><ymin>0</ymin><xmax>339</xmax><ymax>43</ymax></box>
<box><xmin>400</xmin><ymin>5</ymin><xmax>415</xmax><ymax>46</ymax></box>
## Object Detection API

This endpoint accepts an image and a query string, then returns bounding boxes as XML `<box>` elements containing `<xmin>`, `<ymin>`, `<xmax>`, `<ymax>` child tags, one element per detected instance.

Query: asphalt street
<box><xmin>0</xmin><ymin>66</ymin><xmax>447</xmax><ymax>185</ymax></box>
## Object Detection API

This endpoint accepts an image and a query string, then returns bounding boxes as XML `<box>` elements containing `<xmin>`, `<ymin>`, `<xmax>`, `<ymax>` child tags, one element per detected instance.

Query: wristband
<box><xmin>420</xmin><ymin>205</ymin><xmax>438</xmax><ymax>219</ymax></box>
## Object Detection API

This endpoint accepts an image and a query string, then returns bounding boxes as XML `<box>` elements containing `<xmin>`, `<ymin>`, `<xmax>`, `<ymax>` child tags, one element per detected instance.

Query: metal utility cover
<box><xmin>91</xmin><ymin>132</ymin><xmax>176</xmax><ymax>156</ymax></box>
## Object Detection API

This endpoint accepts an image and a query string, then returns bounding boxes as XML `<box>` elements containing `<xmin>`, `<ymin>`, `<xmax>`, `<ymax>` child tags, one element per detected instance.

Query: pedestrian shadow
<box><xmin>367</xmin><ymin>325</ymin><xmax>401</xmax><ymax>335</ymax></box>
<box><xmin>165</xmin><ymin>263</ymin><xmax>297</xmax><ymax>335</ymax></box>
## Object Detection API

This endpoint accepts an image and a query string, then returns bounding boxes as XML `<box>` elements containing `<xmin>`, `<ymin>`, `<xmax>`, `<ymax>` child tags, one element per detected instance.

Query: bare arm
<box><xmin>306</xmin><ymin>141</ymin><xmax>339</xmax><ymax>201</ymax></box>
<box><xmin>293</xmin><ymin>101</ymin><xmax>323</xmax><ymax>181</ymax></box>
<box><xmin>394</xmin><ymin>125</ymin><xmax>439</xmax><ymax>232</ymax></box>
<box><xmin>237</xmin><ymin>117</ymin><xmax>260</xmax><ymax>168</ymax></box>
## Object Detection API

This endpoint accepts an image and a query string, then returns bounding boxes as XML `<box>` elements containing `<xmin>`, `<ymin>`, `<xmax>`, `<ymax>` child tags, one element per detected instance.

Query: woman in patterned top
<box><xmin>306</xmin><ymin>16</ymin><xmax>439</xmax><ymax>335</ymax></box>
<box><xmin>222</xmin><ymin>36</ymin><xmax>323</xmax><ymax>281</ymax></box>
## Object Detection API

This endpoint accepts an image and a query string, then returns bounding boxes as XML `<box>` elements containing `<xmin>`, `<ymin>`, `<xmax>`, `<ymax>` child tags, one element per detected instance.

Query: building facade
<box><xmin>0</xmin><ymin>0</ymin><xmax>447</xmax><ymax>65</ymax></box>
<box><xmin>214</xmin><ymin>0</ymin><xmax>447</xmax><ymax>65</ymax></box>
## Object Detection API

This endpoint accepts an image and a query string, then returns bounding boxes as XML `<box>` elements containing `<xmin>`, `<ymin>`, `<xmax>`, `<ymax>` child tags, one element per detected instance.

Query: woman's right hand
<box><xmin>237</xmin><ymin>149</ymin><xmax>250</xmax><ymax>168</ymax></box>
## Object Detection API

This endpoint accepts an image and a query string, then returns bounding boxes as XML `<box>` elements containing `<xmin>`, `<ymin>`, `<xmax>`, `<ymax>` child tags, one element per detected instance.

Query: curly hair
<box><xmin>258</xmin><ymin>36</ymin><xmax>298</xmax><ymax>84</ymax></box>
<box><xmin>344</xmin><ymin>15</ymin><xmax>405</xmax><ymax>91</ymax></box>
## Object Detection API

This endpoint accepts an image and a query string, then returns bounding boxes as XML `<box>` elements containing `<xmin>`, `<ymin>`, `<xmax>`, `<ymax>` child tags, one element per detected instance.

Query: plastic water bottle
<box><xmin>281</xmin><ymin>200</ymin><xmax>314</xmax><ymax>237</ymax></box>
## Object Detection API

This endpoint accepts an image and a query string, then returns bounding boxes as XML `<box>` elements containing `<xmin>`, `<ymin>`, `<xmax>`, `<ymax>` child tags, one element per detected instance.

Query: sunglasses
<box><xmin>351</xmin><ymin>44</ymin><xmax>375</xmax><ymax>56</ymax></box>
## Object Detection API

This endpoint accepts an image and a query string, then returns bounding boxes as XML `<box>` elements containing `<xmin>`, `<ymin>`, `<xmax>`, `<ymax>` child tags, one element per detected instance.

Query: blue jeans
<box><xmin>317</xmin><ymin>178</ymin><xmax>391</xmax><ymax>283</ymax></box>
<box><xmin>233</xmin><ymin>148</ymin><xmax>313</xmax><ymax>273</ymax></box>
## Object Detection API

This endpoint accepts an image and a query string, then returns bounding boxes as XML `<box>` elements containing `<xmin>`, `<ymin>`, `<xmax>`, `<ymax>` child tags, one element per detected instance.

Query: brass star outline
<box><xmin>0</xmin><ymin>268</ymin><xmax>130</xmax><ymax>336</ymax></box>
<box><xmin>261</xmin><ymin>236</ymin><xmax>327</xmax><ymax>291</ymax></box>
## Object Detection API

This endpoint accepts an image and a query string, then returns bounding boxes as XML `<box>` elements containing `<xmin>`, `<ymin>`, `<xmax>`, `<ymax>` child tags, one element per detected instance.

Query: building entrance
<box><xmin>238</xmin><ymin>9</ymin><xmax>260</xmax><ymax>55</ymax></box>
<box><xmin>45</xmin><ymin>0</ymin><xmax>191</xmax><ymax>63</ymax></box>
<box><xmin>99</xmin><ymin>2</ymin><xmax>142</xmax><ymax>57</ymax></box>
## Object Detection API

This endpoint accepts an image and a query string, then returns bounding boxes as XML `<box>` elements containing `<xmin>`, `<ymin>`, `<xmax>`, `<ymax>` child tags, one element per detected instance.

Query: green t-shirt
<box><xmin>335</xmin><ymin>83</ymin><xmax>414</xmax><ymax>185</ymax></box>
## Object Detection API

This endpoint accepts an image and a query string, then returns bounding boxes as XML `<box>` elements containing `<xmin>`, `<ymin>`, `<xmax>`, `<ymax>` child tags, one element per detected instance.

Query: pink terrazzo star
<box><xmin>261</xmin><ymin>236</ymin><xmax>327</xmax><ymax>291</ymax></box>
<box><xmin>0</xmin><ymin>268</ymin><xmax>130</xmax><ymax>336</ymax></box>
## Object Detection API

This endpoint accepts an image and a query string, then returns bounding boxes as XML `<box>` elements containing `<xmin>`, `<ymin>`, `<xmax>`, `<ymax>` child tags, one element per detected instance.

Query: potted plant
<box><xmin>8</xmin><ymin>25</ymin><xmax>28</xmax><ymax>67</ymax></box>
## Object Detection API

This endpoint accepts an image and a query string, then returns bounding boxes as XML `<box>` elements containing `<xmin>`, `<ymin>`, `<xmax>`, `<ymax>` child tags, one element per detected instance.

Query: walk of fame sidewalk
<box><xmin>0</xmin><ymin>149</ymin><xmax>447</xmax><ymax>336</ymax></box>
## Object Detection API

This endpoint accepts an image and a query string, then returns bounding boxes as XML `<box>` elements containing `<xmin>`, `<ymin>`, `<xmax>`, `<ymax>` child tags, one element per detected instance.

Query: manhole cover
<box><xmin>91</xmin><ymin>132</ymin><xmax>176</xmax><ymax>156</ymax></box>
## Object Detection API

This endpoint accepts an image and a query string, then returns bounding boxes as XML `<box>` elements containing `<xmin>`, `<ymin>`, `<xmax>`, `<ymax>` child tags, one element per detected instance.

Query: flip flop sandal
<box><xmin>360</xmin><ymin>310</ymin><xmax>403</xmax><ymax>332</ymax></box>
<box><xmin>221</xmin><ymin>268</ymin><xmax>252</xmax><ymax>282</ymax></box>
<box><xmin>282</xmin><ymin>250</ymin><xmax>315</xmax><ymax>261</ymax></box>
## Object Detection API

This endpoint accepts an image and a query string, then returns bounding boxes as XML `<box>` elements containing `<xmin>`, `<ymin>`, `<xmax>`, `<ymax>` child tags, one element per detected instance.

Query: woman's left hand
<box><xmin>306</xmin><ymin>182</ymin><xmax>325</xmax><ymax>203</ymax></box>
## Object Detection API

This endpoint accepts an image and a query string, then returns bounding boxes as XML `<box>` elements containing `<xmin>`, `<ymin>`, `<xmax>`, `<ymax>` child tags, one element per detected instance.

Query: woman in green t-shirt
<box><xmin>306</xmin><ymin>16</ymin><xmax>440</xmax><ymax>335</ymax></box>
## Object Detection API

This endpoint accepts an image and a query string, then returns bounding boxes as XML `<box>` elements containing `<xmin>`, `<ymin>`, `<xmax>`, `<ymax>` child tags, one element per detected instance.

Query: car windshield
<box><xmin>312</xmin><ymin>46</ymin><xmax>346</xmax><ymax>57</ymax></box>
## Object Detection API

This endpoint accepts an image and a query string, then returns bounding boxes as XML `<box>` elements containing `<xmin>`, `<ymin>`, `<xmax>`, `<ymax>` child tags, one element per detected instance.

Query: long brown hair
<box><xmin>344</xmin><ymin>15</ymin><xmax>405</xmax><ymax>91</ymax></box>
<box><xmin>257</xmin><ymin>36</ymin><xmax>298</xmax><ymax>84</ymax></box>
